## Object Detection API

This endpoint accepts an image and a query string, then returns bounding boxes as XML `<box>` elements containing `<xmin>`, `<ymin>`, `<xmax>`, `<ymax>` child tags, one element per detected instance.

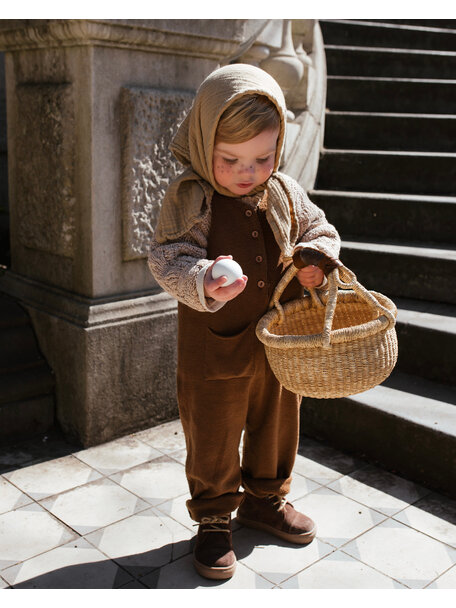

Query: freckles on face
<box><xmin>212</xmin><ymin>127</ymin><xmax>279</xmax><ymax>195</ymax></box>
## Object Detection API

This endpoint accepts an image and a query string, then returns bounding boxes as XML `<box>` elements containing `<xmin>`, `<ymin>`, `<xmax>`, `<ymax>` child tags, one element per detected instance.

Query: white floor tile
<box><xmin>84</xmin><ymin>507</ymin><xmax>192</xmax><ymax>577</ymax></box>
<box><xmin>109</xmin><ymin>456</ymin><xmax>189</xmax><ymax>507</ymax></box>
<box><xmin>1</xmin><ymin>537</ymin><xmax>132</xmax><ymax>588</ymax></box>
<box><xmin>155</xmin><ymin>494</ymin><xmax>194</xmax><ymax>531</ymax></box>
<box><xmin>235</xmin><ymin>526</ymin><xmax>335</xmax><ymax>585</ymax></box>
<box><xmin>0</xmin><ymin>503</ymin><xmax>76</xmax><ymax>569</ymax></box>
<box><xmin>3</xmin><ymin>455</ymin><xmax>101</xmax><ymax>500</ymax></box>
<box><xmin>135</xmin><ymin>419</ymin><xmax>186</xmax><ymax>455</ymax></box>
<box><xmin>280</xmin><ymin>549</ymin><xmax>405</xmax><ymax>588</ymax></box>
<box><xmin>427</xmin><ymin>564</ymin><xmax>456</xmax><ymax>589</ymax></box>
<box><xmin>75</xmin><ymin>435</ymin><xmax>162</xmax><ymax>475</ymax></box>
<box><xmin>0</xmin><ymin>477</ymin><xmax>32</xmax><ymax>514</ymax></box>
<box><xmin>292</xmin><ymin>486</ymin><xmax>386</xmax><ymax>547</ymax></box>
<box><xmin>344</xmin><ymin>518</ymin><xmax>456</xmax><ymax>588</ymax></box>
<box><xmin>39</xmin><ymin>477</ymin><xmax>150</xmax><ymax>535</ymax></box>
<box><xmin>142</xmin><ymin>552</ymin><xmax>274</xmax><ymax>589</ymax></box>
<box><xmin>394</xmin><ymin>492</ymin><xmax>456</xmax><ymax>548</ymax></box>
<box><xmin>328</xmin><ymin>465</ymin><xmax>430</xmax><ymax>516</ymax></box>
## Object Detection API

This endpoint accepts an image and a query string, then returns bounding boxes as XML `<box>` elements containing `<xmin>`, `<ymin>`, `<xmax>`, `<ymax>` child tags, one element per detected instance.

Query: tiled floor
<box><xmin>1</xmin><ymin>419</ymin><xmax>456</xmax><ymax>589</ymax></box>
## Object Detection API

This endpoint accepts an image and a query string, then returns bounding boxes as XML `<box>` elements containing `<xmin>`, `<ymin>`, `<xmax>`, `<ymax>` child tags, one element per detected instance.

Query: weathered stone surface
<box><xmin>120</xmin><ymin>87</ymin><xmax>193</xmax><ymax>260</ymax></box>
<box><xmin>15</xmin><ymin>83</ymin><xmax>75</xmax><ymax>258</ymax></box>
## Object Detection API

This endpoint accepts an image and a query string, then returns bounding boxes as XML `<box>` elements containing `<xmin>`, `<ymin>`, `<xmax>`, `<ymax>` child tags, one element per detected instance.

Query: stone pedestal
<box><xmin>0</xmin><ymin>19</ymin><xmax>267</xmax><ymax>446</ymax></box>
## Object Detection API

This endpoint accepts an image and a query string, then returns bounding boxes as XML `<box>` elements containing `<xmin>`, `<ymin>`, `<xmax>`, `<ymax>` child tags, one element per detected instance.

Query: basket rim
<box><xmin>256</xmin><ymin>291</ymin><xmax>397</xmax><ymax>350</ymax></box>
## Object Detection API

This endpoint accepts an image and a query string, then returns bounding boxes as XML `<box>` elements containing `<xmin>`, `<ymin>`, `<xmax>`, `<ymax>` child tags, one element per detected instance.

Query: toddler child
<box><xmin>148</xmin><ymin>63</ymin><xmax>341</xmax><ymax>580</ymax></box>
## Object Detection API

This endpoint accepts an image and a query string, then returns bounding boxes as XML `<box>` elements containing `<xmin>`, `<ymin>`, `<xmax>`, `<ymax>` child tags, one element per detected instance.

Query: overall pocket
<box><xmin>204</xmin><ymin>322</ymin><xmax>256</xmax><ymax>380</ymax></box>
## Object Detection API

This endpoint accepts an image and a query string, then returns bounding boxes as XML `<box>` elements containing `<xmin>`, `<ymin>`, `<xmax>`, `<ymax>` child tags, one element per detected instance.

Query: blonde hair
<box><xmin>215</xmin><ymin>94</ymin><xmax>281</xmax><ymax>144</ymax></box>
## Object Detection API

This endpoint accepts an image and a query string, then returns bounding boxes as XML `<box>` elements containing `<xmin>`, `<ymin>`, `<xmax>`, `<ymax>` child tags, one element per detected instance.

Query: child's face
<box><xmin>212</xmin><ymin>128</ymin><xmax>279</xmax><ymax>196</ymax></box>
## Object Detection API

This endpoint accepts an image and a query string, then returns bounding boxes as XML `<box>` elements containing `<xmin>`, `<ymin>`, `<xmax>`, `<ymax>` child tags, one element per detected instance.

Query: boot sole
<box><xmin>236</xmin><ymin>514</ymin><xmax>317</xmax><ymax>545</ymax></box>
<box><xmin>193</xmin><ymin>556</ymin><xmax>237</xmax><ymax>580</ymax></box>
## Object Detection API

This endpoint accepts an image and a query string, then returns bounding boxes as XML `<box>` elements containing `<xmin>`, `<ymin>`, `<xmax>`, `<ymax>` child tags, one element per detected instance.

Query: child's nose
<box><xmin>240</xmin><ymin>164</ymin><xmax>255</xmax><ymax>175</ymax></box>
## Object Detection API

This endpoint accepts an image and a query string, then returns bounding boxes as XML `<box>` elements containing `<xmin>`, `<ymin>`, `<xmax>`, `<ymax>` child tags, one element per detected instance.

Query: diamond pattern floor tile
<box><xmin>328</xmin><ymin>465</ymin><xmax>431</xmax><ymax>516</ymax></box>
<box><xmin>291</xmin><ymin>486</ymin><xmax>386</xmax><ymax>547</ymax></box>
<box><xmin>74</xmin><ymin>435</ymin><xmax>162</xmax><ymax>475</ymax></box>
<box><xmin>235</xmin><ymin>526</ymin><xmax>335</xmax><ymax>585</ymax></box>
<box><xmin>135</xmin><ymin>419</ymin><xmax>187</xmax><ymax>455</ymax></box>
<box><xmin>1</xmin><ymin>538</ymin><xmax>132</xmax><ymax>589</ymax></box>
<box><xmin>393</xmin><ymin>492</ymin><xmax>456</xmax><ymax>548</ymax></box>
<box><xmin>280</xmin><ymin>549</ymin><xmax>406</xmax><ymax>589</ymax></box>
<box><xmin>0</xmin><ymin>477</ymin><xmax>32</xmax><ymax>514</ymax></box>
<box><xmin>141</xmin><ymin>550</ymin><xmax>274</xmax><ymax>589</ymax></box>
<box><xmin>0</xmin><ymin>503</ymin><xmax>76</xmax><ymax>569</ymax></box>
<box><xmin>155</xmin><ymin>494</ymin><xmax>194</xmax><ymax>531</ymax></box>
<box><xmin>39</xmin><ymin>477</ymin><xmax>150</xmax><ymax>535</ymax></box>
<box><xmin>2</xmin><ymin>419</ymin><xmax>455</xmax><ymax>590</ymax></box>
<box><xmin>109</xmin><ymin>455</ymin><xmax>189</xmax><ymax>507</ymax></box>
<box><xmin>427</xmin><ymin>564</ymin><xmax>456</xmax><ymax>589</ymax></box>
<box><xmin>343</xmin><ymin>518</ymin><xmax>456</xmax><ymax>588</ymax></box>
<box><xmin>84</xmin><ymin>507</ymin><xmax>192</xmax><ymax>578</ymax></box>
<box><xmin>3</xmin><ymin>455</ymin><xmax>101</xmax><ymax>500</ymax></box>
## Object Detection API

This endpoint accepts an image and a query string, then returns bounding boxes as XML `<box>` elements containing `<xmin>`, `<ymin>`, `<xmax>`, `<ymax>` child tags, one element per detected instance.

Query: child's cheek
<box><xmin>215</xmin><ymin>162</ymin><xmax>233</xmax><ymax>176</ymax></box>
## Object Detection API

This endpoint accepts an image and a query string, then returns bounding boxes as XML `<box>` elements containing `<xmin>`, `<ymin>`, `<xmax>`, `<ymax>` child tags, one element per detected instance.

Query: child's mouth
<box><xmin>237</xmin><ymin>182</ymin><xmax>254</xmax><ymax>189</ymax></box>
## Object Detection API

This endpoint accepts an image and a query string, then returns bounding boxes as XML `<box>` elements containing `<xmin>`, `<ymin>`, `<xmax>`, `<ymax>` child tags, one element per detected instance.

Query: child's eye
<box><xmin>223</xmin><ymin>158</ymin><xmax>237</xmax><ymax>165</ymax></box>
<box><xmin>256</xmin><ymin>156</ymin><xmax>271</xmax><ymax>164</ymax></box>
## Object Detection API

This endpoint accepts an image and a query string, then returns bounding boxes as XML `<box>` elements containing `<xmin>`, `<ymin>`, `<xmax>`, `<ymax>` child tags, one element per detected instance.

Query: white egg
<box><xmin>211</xmin><ymin>259</ymin><xmax>244</xmax><ymax>286</ymax></box>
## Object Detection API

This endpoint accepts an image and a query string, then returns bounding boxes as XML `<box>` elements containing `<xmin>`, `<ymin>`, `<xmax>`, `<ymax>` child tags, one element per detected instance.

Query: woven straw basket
<box><xmin>256</xmin><ymin>255</ymin><xmax>398</xmax><ymax>399</ymax></box>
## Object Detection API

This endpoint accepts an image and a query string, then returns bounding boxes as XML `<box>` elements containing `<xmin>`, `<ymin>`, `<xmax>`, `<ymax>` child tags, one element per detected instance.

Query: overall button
<box><xmin>251</xmin><ymin>230</ymin><xmax>259</xmax><ymax>238</ymax></box>
<box><xmin>245</xmin><ymin>209</ymin><xmax>253</xmax><ymax>217</ymax></box>
<box><xmin>257</xmin><ymin>280</ymin><xmax>265</xmax><ymax>288</ymax></box>
<box><xmin>255</xmin><ymin>255</ymin><xmax>263</xmax><ymax>263</ymax></box>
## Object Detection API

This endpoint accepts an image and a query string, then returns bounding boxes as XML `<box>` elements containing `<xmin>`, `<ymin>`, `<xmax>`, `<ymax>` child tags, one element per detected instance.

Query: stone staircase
<box><xmin>301</xmin><ymin>19</ymin><xmax>456</xmax><ymax>498</ymax></box>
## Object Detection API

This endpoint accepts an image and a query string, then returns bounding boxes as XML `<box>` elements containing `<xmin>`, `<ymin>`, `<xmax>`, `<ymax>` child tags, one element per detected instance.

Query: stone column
<box><xmin>0</xmin><ymin>19</ymin><xmax>267</xmax><ymax>446</ymax></box>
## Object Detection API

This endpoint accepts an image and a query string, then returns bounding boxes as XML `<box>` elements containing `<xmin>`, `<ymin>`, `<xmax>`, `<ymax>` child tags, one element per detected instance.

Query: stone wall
<box><xmin>0</xmin><ymin>19</ymin><xmax>326</xmax><ymax>446</ymax></box>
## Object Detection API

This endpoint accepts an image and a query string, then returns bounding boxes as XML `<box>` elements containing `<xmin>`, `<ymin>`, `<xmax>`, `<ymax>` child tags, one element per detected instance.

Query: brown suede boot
<box><xmin>236</xmin><ymin>493</ymin><xmax>316</xmax><ymax>544</ymax></box>
<box><xmin>193</xmin><ymin>515</ymin><xmax>236</xmax><ymax>580</ymax></box>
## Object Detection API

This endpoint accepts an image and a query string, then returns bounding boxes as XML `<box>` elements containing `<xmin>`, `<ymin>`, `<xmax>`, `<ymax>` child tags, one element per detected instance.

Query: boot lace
<box><xmin>268</xmin><ymin>494</ymin><xmax>287</xmax><ymax>511</ymax></box>
<box><xmin>197</xmin><ymin>515</ymin><xmax>231</xmax><ymax>532</ymax></box>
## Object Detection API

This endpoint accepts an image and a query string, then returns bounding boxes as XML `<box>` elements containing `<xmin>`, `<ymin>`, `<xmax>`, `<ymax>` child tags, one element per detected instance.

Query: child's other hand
<box><xmin>296</xmin><ymin>265</ymin><xmax>325</xmax><ymax>289</ymax></box>
<box><xmin>204</xmin><ymin>255</ymin><xmax>248</xmax><ymax>302</ymax></box>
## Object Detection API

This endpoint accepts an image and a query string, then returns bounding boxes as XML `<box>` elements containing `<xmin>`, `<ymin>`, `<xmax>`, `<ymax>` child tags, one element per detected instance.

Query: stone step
<box><xmin>300</xmin><ymin>371</ymin><xmax>456</xmax><ymax>499</ymax></box>
<box><xmin>326</xmin><ymin>76</ymin><xmax>456</xmax><ymax>114</ymax></box>
<box><xmin>316</xmin><ymin>149</ymin><xmax>456</xmax><ymax>196</ymax></box>
<box><xmin>0</xmin><ymin>324</ymin><xmax>47</xmax><ymax>374</ymax></box>
<box><xmin>339</xmin><ymin>239</ymin><xmax>456</xmax><ymax>305</ymax></box>
<box><xmin>320</xmin><ymin>19</ymin><xmax>456</xmax><ymax>51</ymax></box>
<box><xmin>370</xmin><ymin>20</ymin><xmax>456</xmax><ymax>30</ymax></box>
<box><xmin>394</xmin><ymin>298</ymin><xmax>456</xmax><ymax>386</ymax></box>
<box><xmin>0</xmin><ymin>364</ymin><xmax>55</xmax><ymax>406</ymax></box>
<box><xmin>0</xmin><ymin>395</ymin><xmax>55</xmax><ymax>446</ymax></box>
<box><xmin>325</xmin><ymin>45</ymin><xmax>456</xmax><ymax>79</ymax></box>
<box><xmin>309</xmin><ymin>190</ymin><xmax>456</xmax><ymax>245</ymax></box>
<box><xmin>0</xmin><ymin>292</ymin><xmax>29</xmax><ymax>329</ymax></box>
<box><xmin>324</xmin><ymin>111</ymin><xmax>456</xmax><ymax>152</ymax></box>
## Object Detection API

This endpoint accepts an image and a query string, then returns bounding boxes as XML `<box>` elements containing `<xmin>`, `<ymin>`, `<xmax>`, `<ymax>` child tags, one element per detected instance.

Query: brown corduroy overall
<box><xmin>177</xmin><ymin>192</ymin><xmax>303</xmax><ymax>522</ymax></box>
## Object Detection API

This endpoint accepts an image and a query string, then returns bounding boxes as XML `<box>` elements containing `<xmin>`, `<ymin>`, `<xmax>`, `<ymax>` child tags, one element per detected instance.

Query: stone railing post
<box><xmin>0</xmin><ymin>19</ymin><xmax>267</xmax><ymax>446</ymax></box>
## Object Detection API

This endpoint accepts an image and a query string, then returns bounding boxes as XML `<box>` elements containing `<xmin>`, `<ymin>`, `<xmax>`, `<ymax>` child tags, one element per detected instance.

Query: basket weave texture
<box><xmin>256</xmin><ymin>264</ymin><xmax>398</xmax><ymax>399</ymax></box>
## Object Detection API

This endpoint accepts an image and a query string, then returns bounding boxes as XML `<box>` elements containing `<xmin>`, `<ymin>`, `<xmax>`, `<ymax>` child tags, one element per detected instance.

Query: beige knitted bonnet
<box><xmin>155</xmin><ymin>63</ymin><xmax>299</xmax><ymax>261</ymax></box>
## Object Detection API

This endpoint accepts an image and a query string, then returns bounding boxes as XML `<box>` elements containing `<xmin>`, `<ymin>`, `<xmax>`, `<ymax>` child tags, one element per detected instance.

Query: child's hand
<box><xmin>296</xmin><ymin>265</ymin><xmax>325</xmax><ymax>289</ymax></box>
<box><xmin>204</xmin><ymin>255</ymin><xmax>248</xmax><ymax>302</ymax></box>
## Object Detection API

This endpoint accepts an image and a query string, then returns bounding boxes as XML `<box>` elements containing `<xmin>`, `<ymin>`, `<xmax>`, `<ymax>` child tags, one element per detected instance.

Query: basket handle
<box><xmin>270</xmin><ymin>248</ymin><xmax>396</xmax><ymax>348</ymax></box>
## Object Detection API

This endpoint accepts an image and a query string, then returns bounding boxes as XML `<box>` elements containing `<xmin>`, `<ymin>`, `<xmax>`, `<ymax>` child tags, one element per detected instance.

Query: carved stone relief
<box><xmin>15</xmin><ymin>83</ymin><xmax>76</xmax><ymax>258</ymax></box>
<box><xmin>120</xmin><ymin>86</ymin><xmax>193</xmax><ymax>261</ymax></box>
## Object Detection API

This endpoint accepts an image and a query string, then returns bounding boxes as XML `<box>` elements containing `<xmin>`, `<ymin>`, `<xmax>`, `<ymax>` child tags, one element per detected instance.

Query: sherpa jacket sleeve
<box><xmin>148</xmin><ymin>212</ymin><xmax>224</xmax><ymax>313</ymax></box>
<box><xmin>287</xmin><ymin>177</ymin><xmax>341</xmax><ymax>261</ymax></box>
